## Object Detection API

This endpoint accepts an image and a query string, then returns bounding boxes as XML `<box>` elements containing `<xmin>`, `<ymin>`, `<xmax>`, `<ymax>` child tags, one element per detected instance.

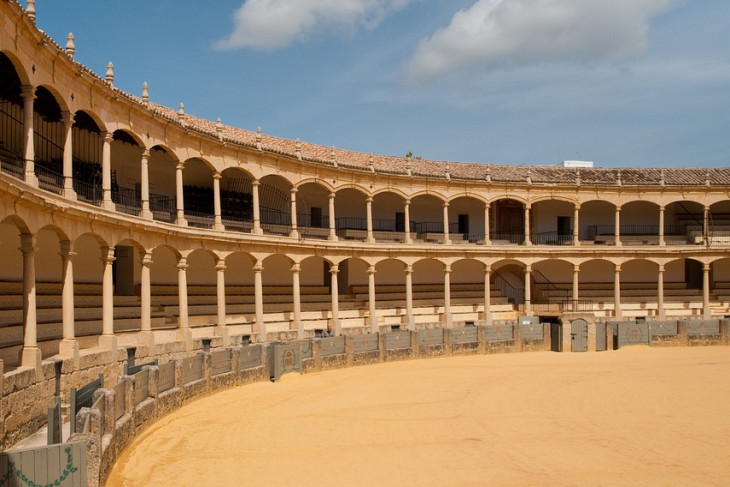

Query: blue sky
<box><xmin>35</xmin><ymin>0</ymin><xmax>730</xmax><ymax>167</ymax></box>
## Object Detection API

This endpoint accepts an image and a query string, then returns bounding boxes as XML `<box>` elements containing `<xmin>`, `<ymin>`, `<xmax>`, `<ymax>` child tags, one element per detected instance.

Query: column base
<box><xmin>20</xmin><ymin>346</ymin><xmax>42</xmax><ymax>376</ymax></box>
<box><xmin>25</xmin><ymin>171</ymin><xmax>39</xmax><ymax>187</ymax></box>
<box><xmin>328</xmin><ymin>234</ymin><xmax>338</xmax><ymax>242</ymax></box>
<box><xmin>140</xmin><ymin>208</ymin><xmax>153</xmax><ymax>220</ymax></box>
<box><xmin>213</xmin><ymin>223</ymin><xmax>225</xmax><ymax>231</ymax></box>
<box><xmin>401</xmin><ymin>315</ymin><xmax>415</xmax><ymax>331</ymax></box>
<box><xmin>98</xmin><ymin>334</ymin><xmax>118</xmax><ymax>353</ymax></box>
<box><xmin>62</xmin><ymin>188</ymin><xmax>77</xmax><ymax>200</ymax></box>
<box><xmin>441</xmin><ymin>313</ymin><xmax>454</xmax><ymax>328</ymax></box>
<box><xmin>253</xmin><ymin>226</ymin><xmax>263</xmax><ymax>235</ymax></box>
<box><xmin>290</xmin><ymin>230</ymin><xmax>300</xmax><ymax>239</ymax></box>
<box><xmin>59</xmin><ymin>338</ymin><xmax>80</xmax><ymax>360</ymax></box>
<box><xmin>175</xmin><ymin>216</ymin><xmax>188</xmax><ymax>227</ymax></box>
<box><xmin>176</xmin><ymin>328</ymin><xmax>193</xmax><ymax>351</ymax></box>
<box><xmin>139</xmin><ymin>330</ymin><xmax>156</xmax><ymax>351</ymax></box>
<box><xmin>102</xmin><ymin>199</ymin><xmax>115</xmax><ymax>211</ymax></box>
<box><xmin>214</xmin><ymin>325</ymin><xmax>230</xmax><ymax>346</ymax></box>
<box><xmin>328</xmin><ymin>318</ymin><xmax>341</xmax><ymax>336</ymax></box>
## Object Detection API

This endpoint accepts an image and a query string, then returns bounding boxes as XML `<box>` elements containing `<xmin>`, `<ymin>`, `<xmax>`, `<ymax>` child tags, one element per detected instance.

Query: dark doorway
<box><xmin>458</xmin><ymin>214</ymin><xmax>469</xmax><ymax>235</ymax></box>
<box><xmin>395</xmin><ymin>212</ymin><xmax>405</xmax><ymax>232</ymax></box>
<box><xmin>311</xmin><ymin>207</ymin><xmax>322</xmax><ymax>228</ymax></box>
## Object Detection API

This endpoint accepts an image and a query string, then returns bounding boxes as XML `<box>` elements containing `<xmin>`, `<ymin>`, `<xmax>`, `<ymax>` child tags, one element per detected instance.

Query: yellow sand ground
<box><xmin>107</xmin><ymin>347</ymin><xmax>730</xmax><ymax>486</ymax></box>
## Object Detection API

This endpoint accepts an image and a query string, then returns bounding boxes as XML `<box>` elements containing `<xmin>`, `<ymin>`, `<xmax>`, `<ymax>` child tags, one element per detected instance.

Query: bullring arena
<box><xmin>0</xmin><ymin>2</ymin><xmax>729</xmax><ymax>486</ymax></box>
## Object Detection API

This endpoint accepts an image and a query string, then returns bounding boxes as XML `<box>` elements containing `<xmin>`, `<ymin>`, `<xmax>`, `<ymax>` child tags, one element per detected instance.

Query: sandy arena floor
<box><xmin>107</xmin><ymin>347</ymin><xmax>730</xmax><ymax>486</ymax></box>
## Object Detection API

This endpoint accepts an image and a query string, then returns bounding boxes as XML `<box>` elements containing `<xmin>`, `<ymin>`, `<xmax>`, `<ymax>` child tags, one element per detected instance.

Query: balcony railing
<box><xmin>35</xmin><ymin>163</ymin><xmax>63</xmax><ymax>194</ymax></box>
<box><xmin>73</xmin><ymin>178</ymin><xmax>102</xmax><ymax>206</ymax></box>
<box><xmin>530</xmin><ymin>232</ymin><xmax>573</xmax><ymax>245</ymax></box>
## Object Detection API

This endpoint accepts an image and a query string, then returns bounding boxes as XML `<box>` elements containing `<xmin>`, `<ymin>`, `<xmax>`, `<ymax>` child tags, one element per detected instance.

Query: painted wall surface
<box><xmin>262</xmin><ymin>254</ymin><xmax>293</xmax><ymax>286</ymax></box>
<box><xmin>0</xmin><ymin>223</ymin><xmax>21</xmax><ymax>281</ymax></box>
<box><xmin>224</xmin><ymin>253</ymin><xmax>255</xmax><ymax>286</ymax></box>
<box><xmin>579</xmin><ymin>201</ymin><xmax>615</xmax><ymax>237</ymax></box>
<box><xmin>335</xmin><ymin>188</ymin><xmax>367</xmax><ymax>220</ymax></box>
<box><xmin>150</xmin><ymin>246</ymin><xmax>179</xmax><ymax>285</ymax></box>
<box><xmin>375</xmin><ymin>259</ymin><xmax>406</xmax><ymax>285</ymax></box>
<box><xmin>187</xmin><ymin>251</ymin><xmax>216</xmax><ymax>285</ymax></box>
<box><xmin>533</xmin><ymin>200</ymin><xmax>574</xmax><ymax>235</ymax></box>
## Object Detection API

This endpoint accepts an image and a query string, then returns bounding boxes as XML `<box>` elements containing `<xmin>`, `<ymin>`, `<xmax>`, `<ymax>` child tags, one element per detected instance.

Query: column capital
<box><xmin>253</xmin><ymin>263</ymin><xmax>264</xmax><ymax>273</ymax></box>
<box><xmin>484</xmin><ymin>264</ymin><xmax>492</xmax><ymax>273</ymax></box>
<box><xmin>141</xmin><ymin>149</ymin><xmax>150</xmax><ymax>160</ymax></box>
<box><xmin>525</xmin><ymin>264</ymin><xmax>532</xmax><ymax>273</ymax></box>
<box><xmin>443</xmin><ymin>264</ymin><xmax>452</xmax><ymax>274</ymax></box>
<box><xmin>59</xmin><ymin>239</ymin><xmax>73</xmax><ymax>255</ymax></box>
<box><xmin>329</xmin><ymin>264</ymin><xmax>339</xmax><ymax>275</ymax></box>
<box><xmin>101</xmin><ymin>246</ymin><xmax>115</xmax><ymax>263</ymax></box>
<box><xmin>329</xmin><ymin>192</ymin><xmax>336</xmax><ymax>199</ymax></box>
<box><xmin>615</xmin><ymin>264</ymin><xmax>622</xmax><ymax>272</ymax></box>
<box><xmin>405</xmin><ymin>198</ymin><xmax>411</xmax><ymax>205</ymax></box>
<box><xmin>19</xmin><ymin>233</ymin><xmax>35</xmax><ymax>253</ymax></box>
<box><xmin>573</xmin><ymin>264</ymin><xmax>580</xmax><ymax>273</ymax></box>
<box><xmin>702</xmin><ymin>263</ymin><xmax>711</xmax><ymax>272</ymax></box>
<box><xmin>366</xmin><ymin>265</ymin><xmax>376</xmax><ymax>275</ymax></box>
<box><xmin>213</xmin><ymin>172</ymin><xmax>222</xmax><ymax>180</ymax></box>
<box><xmin>252</xmin><ymin>179</ymin><xmax>260</xmax><ymax>187</ymax></box>
<box><xmin>140</xmin><ymin>252</ymin><xmax>153</xmax><ymax>267</ymax></box>
<box><xmin>20</xmin><ymin>84</ymin><xmax>36</xmax><ymax>100</ymax></box>
<box><xmin>291</xmin><ymin>263</ymin><xmax>301</xmax><ymax>273</ymax></box>
<box><xmin>290</xmin><ymin>187</ymin><xmax>298</xmax><ymax>195</ymax></box>
<box><xmin>615</xmin><ymin>205</ymin><xmax>622</xmax><ymax>212</ymax></box>
<box><xmin>176</xmin><ymin>161</ymin><xmax>185</xmax><ymax>170</ymax></box>
<box><xmin>215</xmin><ymin>258</ymin><xmax>227</xmax><ymax>271</ymax></box>
<box><xmin>405</xmin><ymin>264</ymin><xmax>414</xmax><ymax>274</ymax></box>
<box><xmin>103</xmin><ymin>131</ymin><xmax>113</xmax><ymax>143</ymax></box>
<box><xmin>177</xmin><ymin>256</ymin><xmax>189</xmax><ymax>271</ymax></box>
<box><xmin>657</xmin><ymin>263</ymin><xmax>665</xmax><ymax>273</ymax></box>
<box><xmin>61</xmin><ymin>111</ymin><xmax>74</xmax><ymax>126</ymax></box>
<box><xmin>366</xmin><ymin>196</ymin><xmax>373</xmax><ymax>203</ymax></box>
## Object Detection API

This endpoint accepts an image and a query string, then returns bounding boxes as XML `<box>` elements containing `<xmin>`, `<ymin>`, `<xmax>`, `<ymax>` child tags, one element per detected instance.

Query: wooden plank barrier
<box><xmin>239</xmin><ymin>345</ymin><xmax>262</xmax><ymax>370</ymax></box>
<box><xmin>352</xmin><ymin>334</ymin><xmax>379</xmax><ymax>353</ymax></box>
<box><xmin>133</xmin><ymin>369</ymin><xmax>150</xmax><ymax>407</ymax></box>
<box><xmin>417</xmin><ymin>328</ymin><xmax>444</xmax><ymax>347</ymax></box>
<box><xmin>451</xmin><ymin>326</ymin><xmax>478</xmax><ymax>345</ymax></box>
<box><xmin>211</xmin><ymin>349</ymin><xmax>232</xmax><ymax>376</ymax></box>
<box><xmin>181</xmin><ymin>354</ymin><xmax>204</xmax><ymax>384</ymax></box>
<box><xmin>157</xmin><ymin>362</ymin><xmax>175</xmax><ymax>393</ymax></box>
<box><xmin>0</xmin><ymin>442</ymin><xmax>87</xmax><ymax>487</ymax></box>
<box><xmin>320</xmin><ymin>336</ymin><xmax>346</xmax><ymax>357</ymax></box>
<box><xmin>385</xmin><ymin>330</ymin><xmax>411</xmax><ymax>350</ymax></box>
<box><xmin>114</xmin><ymin>381</ymin><xmax>126</xmax><ymax>421</ymax></box>
<box><xmin>484</xmin><ymin>324</ymin><xmax>514</xmax><ymax>341</ymax></box>
<box><xmin>70</xmin><ymin>374</ymin><xmax>103</xmax><ymax>435</ymax></box>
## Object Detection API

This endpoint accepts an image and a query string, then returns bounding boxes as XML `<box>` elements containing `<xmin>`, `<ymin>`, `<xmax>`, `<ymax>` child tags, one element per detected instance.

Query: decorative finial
<box><xmin>406</xmin><ymin>156</ymin><xmax>412</xmax><ymax>176</ymax></box>
<box><xmin>445</xmin><ymin>162</ymin><xmax>451</xmax><ymax>180</ymax></box>
<box><xmin>705</xmin><ymin>169</ymin><xmax>711</xmax><ymax>187</ymax></box>
<box><xmin>295</xmin><ymin>138</ymin><xmax>302</xmax><ymax>160</ymax></box>
<box><xmin>65</xmin><ymin>33</ymin><xmax>75</xmax><ymax>60</ymax></box>
<box><xmin>485</xmin><ymin>167</ymin><xmax>491</xmax><ymax>183</ymax></box>
<box><xmin>616</xmin><ymin>169</ymin><xmax>622</xmax><ymax>186</ymax></box>
<box><xmin>331</xmin><ymin>146</ymin><xmax>337</xmax><ymax>168</ymax></box>
<box><xmin>105</xmin><ymin>62</ymin><xmax>114</xmax><ymax>85</ymax></box>
<box><xmin>659</xmin><ymin>169</ymin><xmax>665</xmax><ymax>187</ymax></box>
<box><xmin>369</xmin><ymin>153</ymin><xmax>375</xmax><ymax>173</ymax></box>
<box><xmin>26</xmin><ymin>0</ymin><xmax>36</xmax><ymax>22</ymax></box>
<box><xmin>178</xmin><ymin>103</ymin><xmax>186</xmax><ymax>125</ymax></box>
<box><xmin>575</xmin><ymin>168</ymin><xmax>581</xmax><ymax>186</ymax></box>
<box><xmin>142</xmin><ymin>82</ymin><xmax>149</xmax><ymax>104</ymax></box>
<box><xmin>216</xmin><ymin>118</ymin><xmax>223</xmax><ymax>140</ymax></box>
<box><xmin>256</xmin><ymin>126</ymin><xmax>262</xmax><ymax>150</ymax></box>
<box><xmin>526</xmin><ymin>168</ymin><xmax>532</xmax><ymax>185</ymax></box>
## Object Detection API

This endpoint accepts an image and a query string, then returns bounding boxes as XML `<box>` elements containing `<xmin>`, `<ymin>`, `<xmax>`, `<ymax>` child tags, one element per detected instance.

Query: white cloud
<box><xmin>216</xmin><ymin>0</ymin><xmax>414</xmax><ymax>51</ymax></box>
<box><xmin>405</xmin><ymin>0</ymin><xmax>677</xmax><ymax>82</ymax></box>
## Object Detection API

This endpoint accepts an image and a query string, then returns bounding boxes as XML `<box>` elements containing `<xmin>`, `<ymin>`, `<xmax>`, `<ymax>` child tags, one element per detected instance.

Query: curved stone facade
<box><xmin>1</xmin><ymin>0</ymin><xmax>729</xmax><ymax>462</ymax></box>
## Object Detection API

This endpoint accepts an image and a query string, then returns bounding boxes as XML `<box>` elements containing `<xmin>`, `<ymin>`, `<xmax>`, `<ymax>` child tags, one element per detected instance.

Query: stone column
<box><xmin>614</xmin><ymin>206</ymin><xmax>622</xmax><ymax>246</ymax></box>
<box><xmin>140</xmin><ymin>149</ymin><xmax>152</xmax><ymax>219</ymax></box>
<box><xmin>291</xmin><ymin>263</ymin><xmax>303</xmax><ymax>338</ymax></box>
<box><xmin>703</xmin><ymin>206</ymin><xmax>710</xmax><ymax>245</ymax></box>
<box><xmin>614</xmin><ymin>264</ymin><xmax>622</xmax><ymax>319</ymax></box>
<box><xmin>290</xmin><ymin>188</ymin><xmax>299</xmax><ymax>238</ymax></box>
<box><xmin>139</xmin><ymin>252</ymin><xmax>153</xmax><ymax>348</ymax></box>
<box><xmin>177</xmin><ymin>257</ymin><xmax>189</xmax><ymax>330</ymax></box>
<box><xmin>658</xmin><ymin>206</ymin><xmax>665</xmax><ymax>246</ymax></box>
<box><xmin>252</xmin><ymin>179</ymin><xmax>262</xmax><ymax>234</ymax></box>
<box><xmin>405</xmin><ymin>264</ymin><xmax>414</xmax><ymax>330</ymax></box>
<box><xmin>366</xmin><ymin>197</ymin><xmax>375</xmax><ymax>243</ymax></box>
<box><xmin>703</xmin><ymin>263</ymin><xmax>711</xmax><ymax>318</ymax></box>
<box><xmin>443</xmin><ymin>202</ymin><xmax>451</xmax><ymax>244</ymax></box>
<box><xmin>61</xmin><ymin>111</ymin><xmax>77</xmax><ymax>199</ymax></box>
<box><xmin>101</xmin><ymin>131</ymin><xmax>114</xmax><ymax>210</ymax></box>
<box><xmin>573</xmin><ymin>205</ymin><xmax>580</xmax><ymax>246</ymax></box>
<box><xmin>367</xmin><ymin>265</ymin><xmax>377</xmax><ymax>332</ymax></box>
<box><xmin>20</xmin><ymin>234</ymin><xmax>41</xmax><ymax>370</ymax></box>
<box><xmin>21</xmin><ymin>85</ymin><xmax>38</xmax><ymax>186</ymax></box>
<box><xmin>483</xmin><ymin>203</ymin><xmax>491</xmax><ymax>245</ymax></box>
<box><xmin>98</xmin><ymin>246</ymin><xmax>117</xmax><ymax>350</ymax></box>
<box><xmin>59</xmin><ymin>241</ymin><xmax>79</xmax><ymax>358</ymax></box>
<box><xmin>443</xmin><ymin>264</ymin><xmax>453</xmax><ymax>327</ymax></box>
<box><xmin>328</xmin><ymin>192</ymin><xmax>337</xmax><ymax>241</ymax></box>
<box><xmin>524</xmin><ymin>204</ymin><xmax>532</xmax><ymax>245</ymax></box>
<box><xmin>657</xmin><ymin>264</ymin><xmax>665</xmax><ymax>319</ymax></box>
<box><xmin>524</xmin><ymin>264</ymin><xmax>532</xmax><ymax>316</ymax></box>
<box><xmin>175</xmin><ymin>162</ymin><xmax>187</xmax><ymax>226</ymax></box>
<box><xmin>253</xmin><ymin>263</ymin><xmax>265</xmax><ymax>339</ymax></box>
<box><xmin>329</xmin><ymin>264</ymin><xmax>340</xmax><ymax>335</ymax></box>
<box><xmin>404</xmin><ymin>199</ymin><xmax>412</xmax><ymax>244</ymax></box>
<box><xmin>484</xmin><ymin>264</ymin><xmax>492</xmax><ymax>326</ymax></box>
<box><xmin>213</xmin><ymin>172</ymin><xmax>224</xmax><ymax>230</ymax></box>
<box><xmin>572</xmin><ymin>264</ymin><xmax>580</xmax><ymax>312</ymax></box>
<box><xmin>215</xmin><ymin>258</ymin><xmax>228</xmax><ymax>341</ymax></box>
